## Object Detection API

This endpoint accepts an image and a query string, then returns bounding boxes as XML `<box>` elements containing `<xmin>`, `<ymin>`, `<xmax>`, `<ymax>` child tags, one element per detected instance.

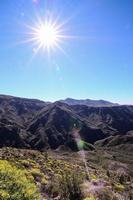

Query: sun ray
<box><xmin>20</xmin><ymin>13</ymin><xmax>81</xmax><ymax>60</ymax></box>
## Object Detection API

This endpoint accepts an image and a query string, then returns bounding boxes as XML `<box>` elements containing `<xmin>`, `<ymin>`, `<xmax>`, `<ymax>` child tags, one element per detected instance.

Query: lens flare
<box><xmin>72</xmin><ymin>126</ymin><xmax>90</xmax><ymax>180</ymax></box>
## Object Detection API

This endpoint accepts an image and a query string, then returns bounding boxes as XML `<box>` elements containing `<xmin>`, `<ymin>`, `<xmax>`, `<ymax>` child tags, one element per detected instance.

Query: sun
<box><xmin>33</xmin><ymin>21</ymin><xmax>60</xmax><ymax>50</ymax></box>
<box><xmin>25</xmin><ymin>17</ymin><xmax>67</xmax><ymax>54</ymax></box>
<box><xmin>23</xmin><ymin>15</ymin><xmax>75</xmax><ymax>56</ymax></box>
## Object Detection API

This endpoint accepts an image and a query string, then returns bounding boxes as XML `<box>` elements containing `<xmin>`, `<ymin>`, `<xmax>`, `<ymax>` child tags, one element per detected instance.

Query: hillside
<box><xmin>0</xmin><ymin>95</ymin><xmax>133</xmax><ymax>151</ymax></box>
<box><xmin>95</xmin><ymin>134</ymin><xmax>133</xmax><ymax>152</ymax></box>
<box><xmin>0</xmin><ymin>147</ymin><xmax>132</xmax><ymax>200</ymax></box>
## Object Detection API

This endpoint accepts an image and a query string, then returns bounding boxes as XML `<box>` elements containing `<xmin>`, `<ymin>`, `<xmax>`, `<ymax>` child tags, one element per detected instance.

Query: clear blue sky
<box><xmin>0</xmin><ymin>0</ymin><xmax>133</xmax><ymax>104</ymax></box>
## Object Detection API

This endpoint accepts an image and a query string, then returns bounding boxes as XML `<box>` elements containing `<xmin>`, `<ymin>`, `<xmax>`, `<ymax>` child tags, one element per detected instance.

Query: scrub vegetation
<box><xmin>0</xmin><ymin>147</ymin><xmax>132</xmax><ymax>200</ymax></box>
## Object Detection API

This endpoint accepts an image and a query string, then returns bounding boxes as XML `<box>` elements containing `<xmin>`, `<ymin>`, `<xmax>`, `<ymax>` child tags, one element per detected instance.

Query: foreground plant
<box><xmin>0</xmin><ymin>160</ymin><xmax>40</xmax><ymax>200</ymax></box>
<box><xmin>59</xmin><ymin>170</ymin><xmax>83</xmax><ymax>200</ymax></box>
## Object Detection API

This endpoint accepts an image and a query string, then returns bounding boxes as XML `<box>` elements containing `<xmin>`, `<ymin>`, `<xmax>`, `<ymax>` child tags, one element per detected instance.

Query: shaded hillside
<box><xmin>0</xmin><ymin>95</ymin><xmax>133</xmax><ymax>151</ymax></box>
<box><xmin>0</xmin><ymin>95</ymin><xmax>48</xmax><ymax>127</ymax></box>
<box><xmin>95</xmin><ymin>134</ymin><xmax>133</xmax><ymax>152</ymax></box>
<box><xmin>72</xmin><ymin>104</ymin><xmax>133</xmax><ymax>134</ymax></box>
<box><xmin>27</xmin><ymin>102</ymin><xmax>105</xmax><ymax>150</ymax></box>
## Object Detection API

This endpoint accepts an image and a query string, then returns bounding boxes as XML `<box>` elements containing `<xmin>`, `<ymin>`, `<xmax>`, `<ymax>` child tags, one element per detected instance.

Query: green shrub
<box><xmin>83</xmin><ymin>197</ymin><xmax>96</xmax><ymax>200</ymax></box>
<box><xmin>59</xmin><ymin>170</ymin><xmax>83</xmax><ymax>200</ymax></box>
<box><xmin>0</xmin><ymin>160</ymin><xmax>40</xmax><ymax>200</ymax></box>
<box><xmin>114</xmin><ymin>183</ymin><xmax>125</xmax><ymax>192</ymax></box>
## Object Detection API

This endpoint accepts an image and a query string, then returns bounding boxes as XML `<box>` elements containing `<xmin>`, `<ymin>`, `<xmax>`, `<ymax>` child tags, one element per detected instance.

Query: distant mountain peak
<box><xmin>59</xmin><ymin>98</ymin><xmax>119</xmax><ymax>107</ymax></box>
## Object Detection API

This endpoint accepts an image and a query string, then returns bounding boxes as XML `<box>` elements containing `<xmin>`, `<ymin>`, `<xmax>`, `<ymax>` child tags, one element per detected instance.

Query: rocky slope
<box><xmin>95</xmin><ymin>134</ymin><xmax>133</xmax><ymax>152</ymax></box>
<box><xmin>0</xmin><ymin>95</ymin><xmax>133</xmax><ymax>150</ymax></box>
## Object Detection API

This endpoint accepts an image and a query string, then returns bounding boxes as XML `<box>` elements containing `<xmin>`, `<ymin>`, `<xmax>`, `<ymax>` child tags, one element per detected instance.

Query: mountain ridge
<box><xmin>58</xmin><ymin>97</ymin><xmax>119</xmax><ymax>107</ymax></box>
<box><xmin>0</xmin><ymin>94</ymin><xmax>121</xmax><ymax>106</ymax></box>
<box><xmin>0</xmin><ymin>94</ymin><xmax>133</xmax><ymax>151</ymax></box>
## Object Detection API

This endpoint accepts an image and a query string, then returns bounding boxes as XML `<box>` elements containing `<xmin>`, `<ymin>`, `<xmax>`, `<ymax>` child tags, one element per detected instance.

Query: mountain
<box><xmin>27</xmin><ymin>102</ymin><xmax>105</xmax><ymax>150</ymax></box>
<box><xmin>59</xmin><ymin>98</ymin><xmax>119</xmax><ymax>107</ymax></box>
<box><xmin>71</xmin><ymin>104</ymin><xmax>133</xmax><ymax>134</ymax></box>
<box><xmin>0</xmin><ymin>94</ymin><xmax>49</xmax><ymax>127</ymax></box>
<box><xmin>0</xmin><ymin>95</ymin><xmax>50</xmax><ymax>148</ymax></box>
<box><xmin>0</xmin><ymin>94</ymin><xmax>133</xmax><ymax>151</ymax></box>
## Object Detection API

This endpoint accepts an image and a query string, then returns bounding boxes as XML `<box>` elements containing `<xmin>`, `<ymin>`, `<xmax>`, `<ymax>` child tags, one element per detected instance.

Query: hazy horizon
<box><xmin>0</xmin><ymin>93</ymin><xmax>133</xmax><ymax>105</ymax></box>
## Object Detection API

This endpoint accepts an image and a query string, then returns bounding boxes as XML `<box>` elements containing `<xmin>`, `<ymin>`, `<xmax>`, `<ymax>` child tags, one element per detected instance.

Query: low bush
<box><xmin>0</xmin><ymin>160</ymin><xmax>40</xmax><ymax>200</ymax></box>
<box><xmin>59</xmin><ymin>170</ymin><xmax>83</xmax><ymax>200</ymax></box>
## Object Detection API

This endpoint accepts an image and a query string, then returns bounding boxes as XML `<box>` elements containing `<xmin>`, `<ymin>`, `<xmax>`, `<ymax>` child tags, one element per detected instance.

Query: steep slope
<box><xmin>72</xmin><ymin>104</ymin><xmax>133</xmax><ymax>134</ymax></box>
<box><xmin>0</xmin><ymin>95</ymin><xmax>48</xmax><ymax>148</ymax></box>
<box><xmin>26</xmin><ymin>103</ymin><xmax>133</xmax><ymax>150</ymax></box>
<box><xmin>27</xmin><ymin>102</ymin><xmax>105</xmax><ymax>150</ymax></box>
<box><xmin>0</xmin><ymin>94</ymin><xmax>48</xmax><ymax>127</ymax></box>
<box><xmin>0</xmin><ymin>95</ymin><xmax>133</xmax><ymax>151</ymax></box>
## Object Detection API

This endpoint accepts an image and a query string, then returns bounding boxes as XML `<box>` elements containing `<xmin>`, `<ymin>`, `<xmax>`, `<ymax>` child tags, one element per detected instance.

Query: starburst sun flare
<box><xmin>32</xmin><ymin>21</ymin><xmax>60</xmax><ymax>50</ymax></box>
<box><xmin>25</xmin><ymin>17</ymin><xmax>69</xmax><ymax>54</ymax></box>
